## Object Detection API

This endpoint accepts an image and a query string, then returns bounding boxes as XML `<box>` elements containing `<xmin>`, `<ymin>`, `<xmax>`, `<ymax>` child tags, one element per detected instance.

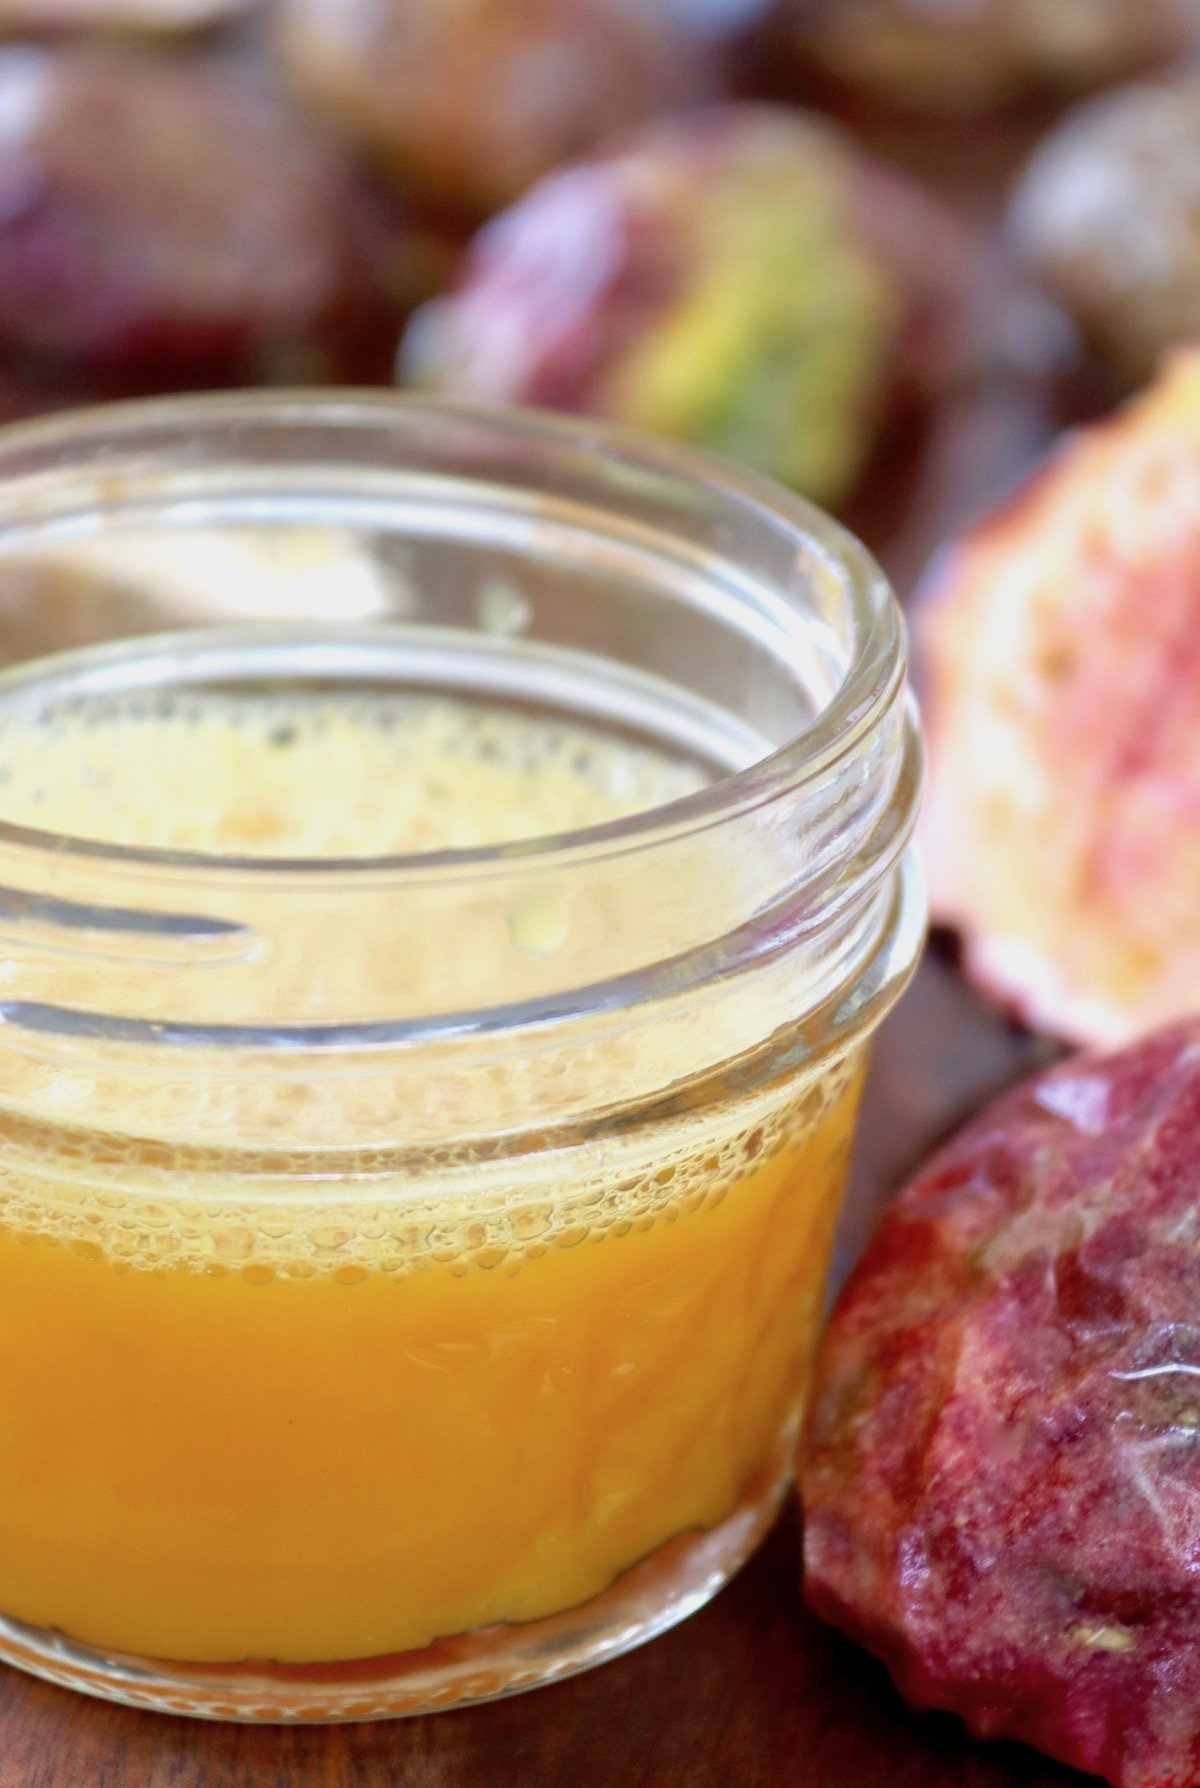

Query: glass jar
<box><xmin>0</xmin><ymin>393</ymin><xmax>922</xmax><ymax>1720</ymax></box>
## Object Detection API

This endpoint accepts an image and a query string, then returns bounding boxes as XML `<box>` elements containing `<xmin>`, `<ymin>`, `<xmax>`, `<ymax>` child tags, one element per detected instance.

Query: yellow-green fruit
<box><xmin>401</xmin><ymin>106</ymin><xmax>972</xmax><ymax>506</ymax></box>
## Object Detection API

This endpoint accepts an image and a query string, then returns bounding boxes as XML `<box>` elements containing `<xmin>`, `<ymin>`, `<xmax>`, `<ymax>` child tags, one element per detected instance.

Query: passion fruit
<box><xmin>804</xmin><ymin>1014</ymin><xmax>1200</xmax><ymax>1788</ymax></box>
<box><xmin>401</xmin><ymin>104</ymin><xmax>976</xmax><ymax>505</ymax></box>
<box><xmin>920</xmin><ymin>349</ymin><xmax>1200</xmax><ymax>1045</ymax></box>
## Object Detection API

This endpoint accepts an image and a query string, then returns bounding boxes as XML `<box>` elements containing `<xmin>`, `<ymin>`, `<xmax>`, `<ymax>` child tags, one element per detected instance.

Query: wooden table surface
<box><xmin>0</xmin><ymin>103</ymin><xmax>1114</xmax><ymax>1788</ymax></box>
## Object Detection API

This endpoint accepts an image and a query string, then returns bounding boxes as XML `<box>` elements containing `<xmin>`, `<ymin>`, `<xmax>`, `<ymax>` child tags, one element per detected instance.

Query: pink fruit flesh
<box><xmin>919</xmin><ymin>350</ymin><xmax>1200</xmax><ymax>1047</ymax></box>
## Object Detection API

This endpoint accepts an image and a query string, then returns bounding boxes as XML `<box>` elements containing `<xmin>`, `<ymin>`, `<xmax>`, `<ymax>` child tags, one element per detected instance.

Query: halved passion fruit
<box><xmin>920</xmin><ymin>349</ymin><xmax>1200</xmax><ymax>1046</ymax></box>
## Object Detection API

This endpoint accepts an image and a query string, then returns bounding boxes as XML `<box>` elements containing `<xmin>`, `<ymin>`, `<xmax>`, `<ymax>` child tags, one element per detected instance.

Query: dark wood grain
<box><xmin>0</xmin><ymin>95</ymin><xmax>1117</xmax><ymax>1788</ymax></box>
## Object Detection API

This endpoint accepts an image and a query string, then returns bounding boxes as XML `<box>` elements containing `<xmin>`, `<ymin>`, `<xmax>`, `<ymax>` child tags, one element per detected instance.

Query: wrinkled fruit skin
<box><xmin>789</xmin><ymin>0</ymin><xmax>1194</xmax><ymax>115</ymax></box>
<box><xmin>0</xmin><ymin>46</ymin><xmax>374</xmax><ymax>373</ymax></box>
<box><xmin>803</xmin><ymin>1017</ymin><xmax>1200</xmax><ymax>1788</ymax></box>
<box><xmin>919</xmin><ymin>350</ymin><xmax>1200</xmax><ymax>1048</ymax></box>
<box><xmin>1012</xmin><ymin>76</ymin><xmax>1200</xmax><ymax>384</ymax></box>
<box><xmin>276</xmin><ymin>0</ymin><xmax>711</xmax><ymax>219</ymax></box>
<box><xmin>401</xmin><ymin>105</ymin><xmax>974</xmax><ymax>505</ymax></box>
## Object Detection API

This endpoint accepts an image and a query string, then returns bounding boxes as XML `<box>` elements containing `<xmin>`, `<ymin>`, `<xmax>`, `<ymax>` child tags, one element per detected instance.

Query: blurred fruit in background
<box><xmin>919</xmin><ymin>350</ymin><xmax>1200</xmax><ymax>1046</ymax></box>
<box><xmin>656</xmin><ymin>0</ymin><xmax>774</xmax><ymax>34</ymax></box>
<box><xmin>1011</xmin><ymin>75</ymin><xmax>1200</xmax><ymax>383</ymax></box>
<box><xmin>275</xmin><ymin>0</ymin><xmax>717</xmax><ymax>222</ymax></box>
<box><xmin>0</xmin><ymin>43</ymin><xmax>392</xmax><ymax>383</ymax></box>
<box><xmin>787</xmin><ymin>0</ymin><xmax>1195</xmax><ymax>116</ymax></box>
<box><xmin>400</xmin><ymin>105</ymin><xmax>979</xmax><ymax>506</ymax></box>
<box><xmin>0</xmin><ymin>0</ymin><xmax>248</xmax><ymax>30</ymax></box>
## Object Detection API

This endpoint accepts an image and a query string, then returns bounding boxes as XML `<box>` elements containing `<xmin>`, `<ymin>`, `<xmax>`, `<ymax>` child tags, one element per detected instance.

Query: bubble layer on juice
<box><xmin>0</xmin><ymin>1055</ymin><xmax>858</xmax><ymax>1278</ymax></box>
<box><xmin>0</xmin><ymin>688</ymin><xmax>708</xmax><ymax>856</ymax></box>
<box><xmin>0</xmin><ymin>682</ymin><xmax>851</xmax><ymax>1280</ymax></box>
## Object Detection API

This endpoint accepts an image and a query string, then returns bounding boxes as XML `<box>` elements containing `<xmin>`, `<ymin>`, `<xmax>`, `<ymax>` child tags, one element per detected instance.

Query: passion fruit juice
<box><xmin>0</xmin><ymin>693</ymin><xmax>862</xmax><ymax>1663</ymax></box>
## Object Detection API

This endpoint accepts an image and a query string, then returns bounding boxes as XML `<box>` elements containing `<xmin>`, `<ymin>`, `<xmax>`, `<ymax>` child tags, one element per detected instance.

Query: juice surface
<box><xmin>0</xmin><ymin>690</ymin><xmax>862</xmax><ymax>1663</ymax></box>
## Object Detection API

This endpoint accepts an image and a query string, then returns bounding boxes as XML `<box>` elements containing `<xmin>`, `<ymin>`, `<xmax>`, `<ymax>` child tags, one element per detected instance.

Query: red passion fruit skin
<box><xmin>803</xmin><ymin>1016</ymin><xmax>1200</xmax><ymax>1788</ymax></box>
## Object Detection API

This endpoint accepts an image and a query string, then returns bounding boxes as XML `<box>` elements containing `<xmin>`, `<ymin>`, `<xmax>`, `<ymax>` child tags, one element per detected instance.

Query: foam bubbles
<box><xmin>0</xmin><ymin>1051</ymin><xmax>860</xmax><ymax>1279</ymax></box>
<box><xmin>0</xmin><ymin>689</ymin><xmax>708</xmax><ymax>857</ymax></box>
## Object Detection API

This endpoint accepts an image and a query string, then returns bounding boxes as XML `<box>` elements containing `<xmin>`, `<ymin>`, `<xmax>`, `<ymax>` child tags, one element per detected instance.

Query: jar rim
<box><xmin>0</xmin><ymin>389</ymin><xmax>905</xmax><ymax>880</ymax></box>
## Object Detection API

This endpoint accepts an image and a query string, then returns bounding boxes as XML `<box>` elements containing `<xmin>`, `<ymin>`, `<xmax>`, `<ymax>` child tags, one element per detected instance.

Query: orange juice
<box><xmin>0</xmin><ymin>690</ymin><xmax>863</xmax><ymax>1665</ymax></box>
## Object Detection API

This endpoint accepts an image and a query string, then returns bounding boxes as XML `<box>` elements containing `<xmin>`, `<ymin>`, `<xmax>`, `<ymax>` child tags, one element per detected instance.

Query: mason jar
<box><xmin>0</xmin><ymin>393</ymin><xmax>922</xmax><ymax>1719</ymax></box>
